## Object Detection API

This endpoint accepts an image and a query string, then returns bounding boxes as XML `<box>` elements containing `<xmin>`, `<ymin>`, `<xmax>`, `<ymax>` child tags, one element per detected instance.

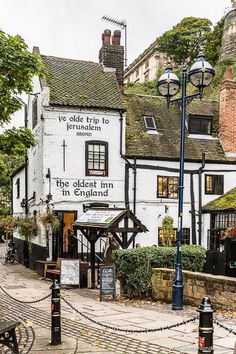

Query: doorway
<box><xmin>52</xmin><ymin>211</ymin><xmax>77</xmax><ymax>260</ymax></box>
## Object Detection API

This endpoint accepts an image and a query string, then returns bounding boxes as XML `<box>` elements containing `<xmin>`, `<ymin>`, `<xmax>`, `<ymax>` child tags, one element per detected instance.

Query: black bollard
<box><xmin>50</xmin><ymin>279</ymin><xmax>61</xmax><ymax>345</ymax></box>
<box><xmin>197</xmin><ymin>297</ymin><xmax>214</xmax><ymax>354</ymax></box>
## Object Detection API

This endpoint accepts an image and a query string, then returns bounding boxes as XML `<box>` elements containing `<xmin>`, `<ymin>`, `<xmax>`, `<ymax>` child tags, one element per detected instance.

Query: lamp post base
<box><xmin>172</xmin><ymin>283</ymin><xmax>183</xmax><ymax>310</ymax></box>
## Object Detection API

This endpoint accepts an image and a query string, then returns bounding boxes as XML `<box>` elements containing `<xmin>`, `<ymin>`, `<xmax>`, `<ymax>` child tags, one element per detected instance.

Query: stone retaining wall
<box><xmin>152</xmin><ymin>268</ymin><xmax>236</xmax><ymax>311</ymax></box>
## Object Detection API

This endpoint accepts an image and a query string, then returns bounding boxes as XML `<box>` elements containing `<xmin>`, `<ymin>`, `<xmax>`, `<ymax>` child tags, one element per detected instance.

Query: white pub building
<box><xmin>12</xmin><ymin>25</ymin><xmax>236</xmax><ymax>276</ymax></box>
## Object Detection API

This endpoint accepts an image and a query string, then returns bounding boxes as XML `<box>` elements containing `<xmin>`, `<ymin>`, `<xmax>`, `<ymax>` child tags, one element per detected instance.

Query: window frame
<box><xmin>158</xmin><ymin>228</ymin><xmax>190</xmax><ymax>246</ymax></box>
<box><xmin>143</xmin><ymin>116</ymin><xmax>157</xmax><ymax>131</ymax></box>
<box><xmin>32</xmin><ymin>97</ymin><xmax>38</xmax><ymax>129</ymax></box>
<box><xmin>205</xmin><ymin>174</ymin><xmax>224</xmax><ymax>195</ymax></box>
<box><xmin>16</xmin><ymin>178</ymin><xmax>20</xmax><ymax>199</ymax></box>
<box><xmin>85</xmin><ymin>140</ymin><xmax>108</xmax><ymax>177</ymax></box>
<box><xmin>157</xmin><ymin>176</ymin><xmax>179</xmax><ymax>199</ymax></box>
<box><xmin>188</xmin><ymin>115</ymin><xmax>212</xmax><ymax>135</ymax></box>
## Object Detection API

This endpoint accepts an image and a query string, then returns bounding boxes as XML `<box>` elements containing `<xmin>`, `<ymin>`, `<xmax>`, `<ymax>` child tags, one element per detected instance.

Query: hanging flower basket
<box><xmin>39</xmin><ymin>212</ymin><xmax>60</xmax><ymax>231</ymax></box>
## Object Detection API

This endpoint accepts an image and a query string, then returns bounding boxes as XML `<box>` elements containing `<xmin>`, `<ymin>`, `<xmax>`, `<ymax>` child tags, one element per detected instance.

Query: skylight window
<box><xmin>143</xmin><ymin>116</ymin><xmax>157</xmax><ymax>131</ymax></box>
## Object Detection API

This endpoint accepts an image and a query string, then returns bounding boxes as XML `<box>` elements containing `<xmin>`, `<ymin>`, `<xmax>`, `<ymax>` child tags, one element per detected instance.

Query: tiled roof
<box><xmin>202</xmin><ymin>187</ymin><xmax>236</xmax><ymax>211</ymax></box>
<box><xmin>41</xmin><ymin>55</ymin><xmax>124</xmax><ymax>110</ymax></box>
<box><xmin>125</xmin><ymin>94</ymin><xmax>235</xmax><ymax>162</ymax></box>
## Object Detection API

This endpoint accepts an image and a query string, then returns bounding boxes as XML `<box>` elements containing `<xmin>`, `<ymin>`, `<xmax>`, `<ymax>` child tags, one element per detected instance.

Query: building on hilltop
<box><xmin>124</xmin><ymin>40</ymin><xmax>167</xmax><ymax>84</ymax></box>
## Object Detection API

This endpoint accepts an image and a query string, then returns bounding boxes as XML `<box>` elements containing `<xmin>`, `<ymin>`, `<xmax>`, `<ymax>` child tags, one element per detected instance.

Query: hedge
<box><xmin>112</xmin><ymin>245</ymin><xmax>206</xmax><ymax>297</ymax></box>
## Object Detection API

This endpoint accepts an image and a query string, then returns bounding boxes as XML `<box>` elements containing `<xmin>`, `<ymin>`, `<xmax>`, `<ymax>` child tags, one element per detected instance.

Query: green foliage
<box><xmin>18</xmin><ymin>217</ymin><xmax>38</xmax><ymax>241</ymax></box>
<box><xmin>39</xmin><ymin>212</ymin><xmax>61</xmax><ymax>231</ymax></box>
<box><xmin>0</xmin><ymin>127</ymin><xmax>35</xmax><ymax>155</ymax></box>
<box><xmin>0</xmin><ymin>215</ymin><xmax>38</xmax><ymax>241</ymax></box>
<box><xmin>0</xmin><ymin>127</ymin><xmax>35</xmax><ymax>215</ymax></box>
<box><xmin>113</xmin><ymin>245</ymin><xmax>206</xmax><ymax>297</ymax></box>
<box><xmin>125</xmin><ymin>80</ymin><xmax>157</xmax><ymax>95</ymax></box>
<box><xmin>162</xmin><ymin>216</ymin><xmax>174</xmax><ymax>247</ymax></box>
<box><xmin>0</xmin><ymin>29</ymin><xmax>44</xmax><ymax>124</ymax></box>
<box><xmin>205</xmin><ymin>18</ymin><xmax>224</xmax><ymax>66</ymax></box>
<box><xmin>0</xmin><ymin>215</ymin><xmax>18</xmax><ymax>237</ymax></box>
<box><xmin>157</xmin><ymin>17</ymin><xmax>212</xmax><ymax>64</ymax></box>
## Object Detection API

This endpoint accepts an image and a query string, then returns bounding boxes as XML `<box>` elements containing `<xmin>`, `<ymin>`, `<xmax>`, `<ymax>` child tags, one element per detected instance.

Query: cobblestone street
<box><xmin>0</xmin><ymin>256</ymin><xmax>235</xmax><ymax>353</ymax></box>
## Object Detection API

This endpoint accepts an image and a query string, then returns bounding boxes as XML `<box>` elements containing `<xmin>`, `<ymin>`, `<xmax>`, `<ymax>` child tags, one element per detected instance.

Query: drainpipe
<box><xmin>24</xmin><ymin>104</ymin><xmax>29</xmax><ymax>217</ymax></box>
<box><xmin>198</xmin><ymin>153</ymin><xmax>205</xmax><ymax>245</ymax></box>
<box><xmin>119</xmin><ymin>110</ymin><xmax>136</xmax><ymax>211</ymax></box>
<box><xmin>190</xmin><ymin>173</ymin><xmax>196</xmax><ymax>244</ymax></box>
<box><xmin>133</xmin><ymin>157</ymin><xmax>137</xmax><ymax>215</ymax></box>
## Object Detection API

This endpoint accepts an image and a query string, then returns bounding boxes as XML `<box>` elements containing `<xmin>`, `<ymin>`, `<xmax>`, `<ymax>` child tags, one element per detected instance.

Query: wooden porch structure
<box><xmin>73</xmin><ymin>208</ymin><xmax>147</xmax><ymax>288</ymax></box>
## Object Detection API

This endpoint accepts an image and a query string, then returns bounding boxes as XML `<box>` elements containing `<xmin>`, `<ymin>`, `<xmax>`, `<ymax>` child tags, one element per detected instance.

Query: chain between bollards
<box><xmin>197</xmin><ymin>297</ymin><xmax>214</xmax><ymax>354</ymax></box>
<box><xmin>50</xmin><ymin>279</ymin><xmax>61</xmax><ymax>345</ymax></box>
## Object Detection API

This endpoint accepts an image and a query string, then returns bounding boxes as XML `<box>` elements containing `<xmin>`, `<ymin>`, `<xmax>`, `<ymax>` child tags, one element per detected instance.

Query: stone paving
<box><xmin>0</xmin><ymin>257</ymin><xmax>235</xmax><ymax>353</ymax></box>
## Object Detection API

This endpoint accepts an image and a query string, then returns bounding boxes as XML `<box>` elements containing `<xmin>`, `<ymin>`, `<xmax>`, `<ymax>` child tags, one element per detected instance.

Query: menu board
<box><xmin>100</xmin><ymin>266</ymin><xmax>116</xmax><ymax>301</ymax></box>
<box><xmin>60</xmin><ymin>259</ymin><xmax>80</xmax><ymax>285</ymax></box>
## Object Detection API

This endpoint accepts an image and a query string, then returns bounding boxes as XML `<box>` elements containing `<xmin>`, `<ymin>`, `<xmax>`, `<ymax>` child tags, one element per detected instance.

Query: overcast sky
<box><xmin>0</xmin><ymin>0</ymin><xmax>232</xmax><ymax>128</ymax></box>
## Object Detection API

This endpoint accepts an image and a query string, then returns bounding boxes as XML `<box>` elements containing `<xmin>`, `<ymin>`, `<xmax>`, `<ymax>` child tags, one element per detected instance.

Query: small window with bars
<box><xmin>143</xmin><ymin>116</ymin><xmax>157</xmax><ymax>131</ymax></box>
<box><xmin>205</xmin><ymin>175</ymin><xmax>224</xmax><ymax>195</ymax></box>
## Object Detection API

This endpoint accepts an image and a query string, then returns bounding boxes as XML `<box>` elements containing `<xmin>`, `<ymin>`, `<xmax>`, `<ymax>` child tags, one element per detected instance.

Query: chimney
<box><xmin>99</xmin><ymin>29</ymin><xmax>124</xmax><ymax>94</ymax></box>
<box><xmin>219</xmin><ymin>68</ymin><xmax>236</xmax><ymax>156</ymax></box>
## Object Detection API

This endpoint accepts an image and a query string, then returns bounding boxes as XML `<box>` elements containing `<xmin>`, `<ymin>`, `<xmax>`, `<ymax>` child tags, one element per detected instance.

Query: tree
<box><xmin>0</xmin><ymin>29</ymin><xmax>42</xmax><ymax>216</ymax></box>
<box><xmin>205</xmin><ymin>18</ymin><xmax>225</xmax><ymax>66</ymax></box>
<box><xmin>0</xmin><ymin>29</ymin><xmax>44</xmax><ymax>124</ymax></box>
<box><xmin>157</xmin><ymin>17</ymin><xmax>212</xmax><ymax>64</ymax></box>
<box><xmin>0</xmin><ymin>127</ymin><xmax>35</xmax><ymax>216</ymax></box>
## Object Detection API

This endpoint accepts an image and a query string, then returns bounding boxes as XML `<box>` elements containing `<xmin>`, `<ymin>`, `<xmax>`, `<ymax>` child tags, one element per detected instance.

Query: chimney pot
<box><xmin>112</xmin><ymin>30</ymin><xmax>121</xmax><ymax>45</ymax></box>
<box><xmin>102</xmin><ymin>29</ymin><xmax>111</xmax><ymax>45</ymax></box>
<box><xmin>226</xmin><ymin>67</ymin><xmax>233</xmax><ymax>81</ymax></box>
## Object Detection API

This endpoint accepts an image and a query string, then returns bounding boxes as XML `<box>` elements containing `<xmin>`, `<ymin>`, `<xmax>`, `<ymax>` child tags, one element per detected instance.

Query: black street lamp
<box><xmin>157</xmin><ymin>53</ymin><xmax>215</xmax><ymax>310</ymax></box>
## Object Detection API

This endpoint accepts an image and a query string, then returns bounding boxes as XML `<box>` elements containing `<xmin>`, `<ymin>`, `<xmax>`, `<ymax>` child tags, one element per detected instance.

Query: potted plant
<box><xmin>39</xmin><ymin>212</ymin><xmax>60</xmax><ymax>231</ymax></box>
<box><xmin>162</xmin><ymin>216</ymin><xmax>174</xmax><ymax>247</ymax></box>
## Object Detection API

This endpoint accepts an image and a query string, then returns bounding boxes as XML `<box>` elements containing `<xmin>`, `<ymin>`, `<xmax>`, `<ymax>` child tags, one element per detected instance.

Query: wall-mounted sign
<box><xmin>58</xmin><ymin>114</ymin><xmax>111</xmax><ymax>137</ymax></box>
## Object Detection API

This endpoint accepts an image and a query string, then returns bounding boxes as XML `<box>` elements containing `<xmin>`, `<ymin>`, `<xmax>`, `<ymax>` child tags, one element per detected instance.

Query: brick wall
<box><xmin>152</xmin><ymin>268</ymin><xmax>236</xmax><ymax>311</ymax></box>
<box><xmin>99</xmin><ymin>30</ymin><xmax>124</xmax><ymax>92</ymax></box>
<box><xmin>219</xmin><ymin>79</ymin><xmax>236</xmax><ymax>155</ymax></box>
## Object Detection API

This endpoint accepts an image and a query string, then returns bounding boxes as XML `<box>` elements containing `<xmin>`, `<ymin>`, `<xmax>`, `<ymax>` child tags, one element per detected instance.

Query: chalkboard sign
<box><xmin>100</xmin><ymin>266</ymin><xmax>116</xmax><ymax>301</ymax></box>
<box><xmin>60</xmin><ymin>259</ymin><xmax>80</xmax><ymax>286</ymax></box>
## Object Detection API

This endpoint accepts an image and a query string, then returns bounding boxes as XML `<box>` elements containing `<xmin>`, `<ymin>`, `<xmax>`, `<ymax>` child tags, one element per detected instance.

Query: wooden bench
<box><xmin>0</xmin><ymin>320</ymin><xmax>20</xmax><ymax>354</ymax></box>
<box><xmin>39</xmin><ymin>258</ymin><xmax>63</xmax><ymax>279</ymax></box>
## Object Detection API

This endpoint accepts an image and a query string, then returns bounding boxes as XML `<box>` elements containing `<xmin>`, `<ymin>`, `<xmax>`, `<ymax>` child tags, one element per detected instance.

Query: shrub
<box><xmin>113</xmin><ymin>245</ymin><xmax>206</xmax><ymax>297</ymax></box>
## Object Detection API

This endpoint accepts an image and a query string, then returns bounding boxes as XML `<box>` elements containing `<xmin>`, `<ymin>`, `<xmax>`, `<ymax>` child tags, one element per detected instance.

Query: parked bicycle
<box><xmin>5</xmin><ymin>240</ymin><xmax>16</xmax><ymax>264</ymax></box>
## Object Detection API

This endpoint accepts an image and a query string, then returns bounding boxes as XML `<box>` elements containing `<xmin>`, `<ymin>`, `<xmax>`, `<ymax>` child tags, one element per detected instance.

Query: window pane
<box><xmin>189</xmin><ymin>116</ymin><xmax>212</xmax><ymax>135</ymax></box>
<box><xmin>86</xmin><ymin>142</ymin><xmax>107</xmax><ymax>176</ymax></box>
